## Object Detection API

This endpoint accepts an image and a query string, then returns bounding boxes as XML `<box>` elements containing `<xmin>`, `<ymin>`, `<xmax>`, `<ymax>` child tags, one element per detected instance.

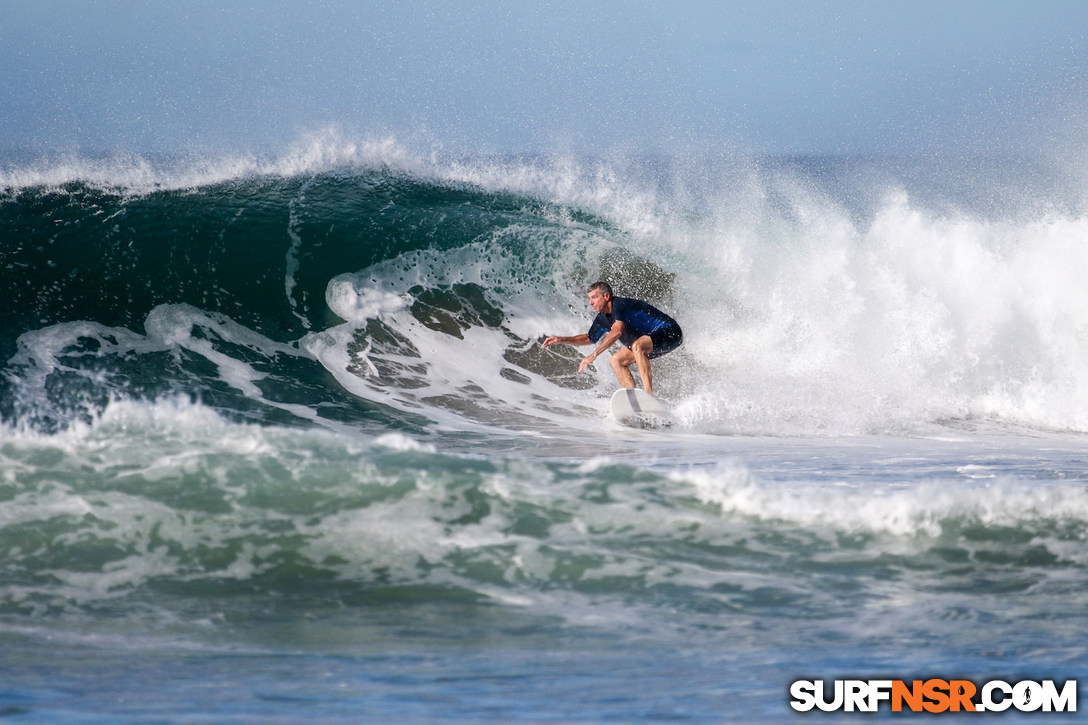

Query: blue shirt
<box><xmin>588</xmin><ymin>297</ymin><xmax>680</xmax><ymax>348</ymax></box>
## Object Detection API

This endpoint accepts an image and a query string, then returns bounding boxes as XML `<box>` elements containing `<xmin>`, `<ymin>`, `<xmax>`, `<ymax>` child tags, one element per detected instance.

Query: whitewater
<box><xmin>2</xmin><ymin>135</ymin><xmax>1087</xmax><ymax>722</ymax></box>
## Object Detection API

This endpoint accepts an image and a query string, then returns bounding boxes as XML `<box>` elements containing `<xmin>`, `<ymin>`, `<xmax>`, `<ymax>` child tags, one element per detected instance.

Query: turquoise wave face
<box><xmin>0</xmin><ymin>171</ymin><xmax>575</xmax><ymax>346</ymax></box>
<box><xmin>0</xmin><ymin>167</ymin><xmax>656</xmax><ymax>432</ymax></box>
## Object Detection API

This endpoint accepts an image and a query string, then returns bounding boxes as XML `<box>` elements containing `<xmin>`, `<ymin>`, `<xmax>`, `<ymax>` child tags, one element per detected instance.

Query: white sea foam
<box><xmin>679</xmin><ymin>462</ymin><xmax>1088</xmax><ymax>541</ymax></box>
<box><xmin>324</xmin><ymin>284</ymin><xmax>408</xmax><ymax>324</ymax></box>
<box><xmin>373</xmin><ymin>433</ymin><xmax>437</xmax><ymax>453</ymax></box>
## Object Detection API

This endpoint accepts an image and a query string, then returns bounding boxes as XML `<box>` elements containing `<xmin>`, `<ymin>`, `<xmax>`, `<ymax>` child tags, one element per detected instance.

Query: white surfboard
<box><xmin>609</xmin><ymin>388</ymin><xmax>674</xmax><ymax>429</ymax></box>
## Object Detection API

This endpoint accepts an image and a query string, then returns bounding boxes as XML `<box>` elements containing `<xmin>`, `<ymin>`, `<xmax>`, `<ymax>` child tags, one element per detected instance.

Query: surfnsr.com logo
<box><xmin>790</xmin><ymin>679</ymin><xmax>1077</xmax><ymax>713</ymax></box>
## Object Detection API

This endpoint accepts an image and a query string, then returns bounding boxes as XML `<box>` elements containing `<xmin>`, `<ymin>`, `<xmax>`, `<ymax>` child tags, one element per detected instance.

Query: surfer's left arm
<box><xmin>579</xmin><ymin>321</ymin><xmax>623</xmax><ymax>372</ymax></box>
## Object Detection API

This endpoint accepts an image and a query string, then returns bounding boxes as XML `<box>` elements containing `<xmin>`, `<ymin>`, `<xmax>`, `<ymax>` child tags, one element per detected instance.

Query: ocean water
<box><xmin>2</xmin><ymin>137</ymin><xmax>1088</xmax><ymax>722</ymax></box>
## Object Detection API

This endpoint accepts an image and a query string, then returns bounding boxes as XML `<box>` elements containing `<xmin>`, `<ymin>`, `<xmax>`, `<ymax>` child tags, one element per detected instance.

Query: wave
<box><xmin>4</xmin><ymin>136</ymin><xmax>1088</xmax><ymax>435</ymax></box>
<box><xmin>0</xmin><ymin>397</ymin><xmax>1085</xmax><ymax>639</ymax></box>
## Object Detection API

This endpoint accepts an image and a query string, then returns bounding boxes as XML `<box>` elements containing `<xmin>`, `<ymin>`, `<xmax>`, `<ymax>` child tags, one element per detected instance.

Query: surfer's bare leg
<box><xmin>631</xmin><ymin>336</ymin><xmax>655</xmax><ymax>395</ymax></box>
<box><xmin>610</xmin><ymin>337</ymin><xmax>655</xmax><ymax>394</ymax></box>
<box><xmin>609</xmin><ymin>348</ymin><xmax>637</xmax><ymax>389</ymax></box>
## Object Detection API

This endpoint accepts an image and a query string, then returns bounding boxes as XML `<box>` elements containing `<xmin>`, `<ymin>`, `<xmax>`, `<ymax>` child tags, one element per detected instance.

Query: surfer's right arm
<box><xmin>541</xmin><ymin>334</ymin><xmax>592</xmax><ymax>349</ymax></box>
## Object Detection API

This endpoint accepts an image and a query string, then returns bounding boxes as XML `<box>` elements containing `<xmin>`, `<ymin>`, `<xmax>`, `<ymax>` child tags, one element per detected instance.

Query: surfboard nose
<box><xmin>610</xmin><ymin>388</ymin><xmax>674</xmax><ymax>429</ymax></box>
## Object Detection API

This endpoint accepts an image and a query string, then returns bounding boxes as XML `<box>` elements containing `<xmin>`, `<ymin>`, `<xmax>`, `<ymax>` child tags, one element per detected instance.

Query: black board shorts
<box><xmin>646</xmin><ymin>324</ymin><xmax>683</xmax><ymax>359</ymax></box>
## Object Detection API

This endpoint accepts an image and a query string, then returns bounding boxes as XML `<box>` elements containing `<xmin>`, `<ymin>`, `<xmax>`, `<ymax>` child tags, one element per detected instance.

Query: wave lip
<box><xmin>0</xmin><ymin>131</ymin><xmax>426</xmax><ymax>194</ymax></box>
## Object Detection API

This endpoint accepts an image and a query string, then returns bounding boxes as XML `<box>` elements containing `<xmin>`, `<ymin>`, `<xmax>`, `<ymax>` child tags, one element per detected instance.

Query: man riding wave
<box><xmin>542</xmin><ymin>281</ymin><xmax>682</xmax><ymax>396</ymax></box>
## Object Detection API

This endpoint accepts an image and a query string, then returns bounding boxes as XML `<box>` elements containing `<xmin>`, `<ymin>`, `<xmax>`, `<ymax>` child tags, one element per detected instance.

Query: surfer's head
<box><xmin>587</xmin><ymin>281</ymin><xmax>613</xmax><ymax>313</ymax></box>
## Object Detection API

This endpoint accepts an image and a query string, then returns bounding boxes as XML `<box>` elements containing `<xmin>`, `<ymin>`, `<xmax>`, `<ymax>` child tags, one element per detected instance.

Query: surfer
<box><xmin>542</xmin><ymin>281</ymin><xmax>682</xmax><ymax>396</ymax></box>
